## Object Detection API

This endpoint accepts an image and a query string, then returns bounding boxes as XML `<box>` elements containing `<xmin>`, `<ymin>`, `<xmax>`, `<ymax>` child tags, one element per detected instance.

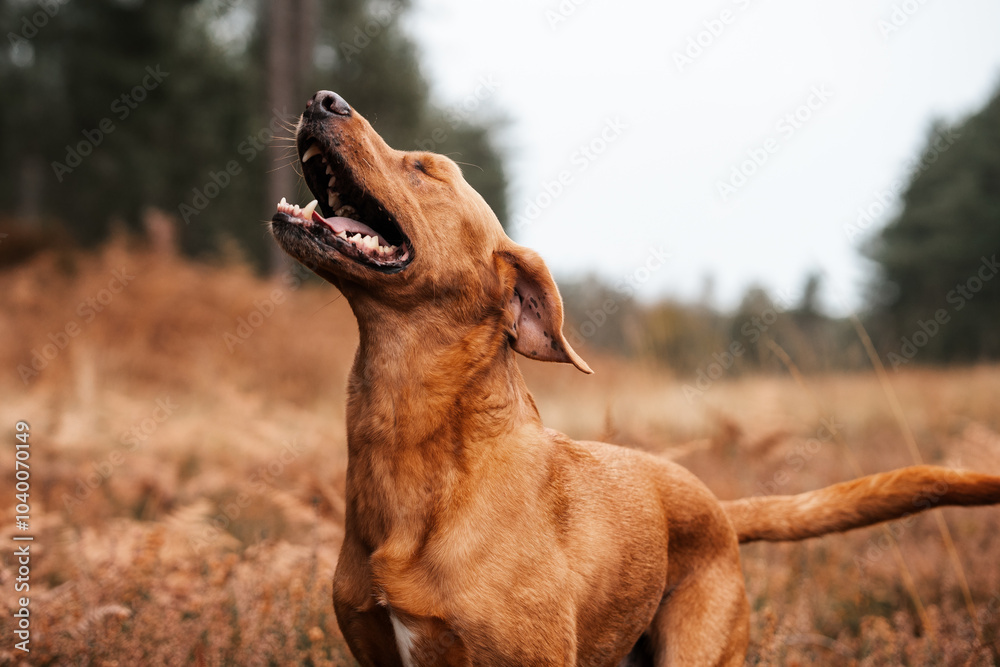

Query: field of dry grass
<box><xmin>1</xmin><ymin>241</ymin><xmax>999</xmax><ymax>665</ymax></box>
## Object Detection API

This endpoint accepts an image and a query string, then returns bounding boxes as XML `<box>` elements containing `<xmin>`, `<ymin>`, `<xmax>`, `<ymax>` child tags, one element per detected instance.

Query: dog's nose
<box><xmin>304</xmin><ymin>90</ymin><xmax>351</xmax><ymax>120</ymax></box>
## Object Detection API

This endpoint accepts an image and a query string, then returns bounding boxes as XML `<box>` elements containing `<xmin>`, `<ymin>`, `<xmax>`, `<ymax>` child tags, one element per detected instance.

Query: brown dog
<box><xmin>270</xmin><ymin>90</ymin><xmax>1000</xmax><ymax>666</ymax></box>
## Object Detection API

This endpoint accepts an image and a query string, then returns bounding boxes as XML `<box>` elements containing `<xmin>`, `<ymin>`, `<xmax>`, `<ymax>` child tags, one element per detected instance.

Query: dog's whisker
<box><xmin>311</xmin><ymin>293</ymin><xmax>343</xmax><ymax>314</ymax></box>
<box><xmin>449</xmin><ymin>157</ymin><xmax>485</xmax><ymax>173</ymax></box>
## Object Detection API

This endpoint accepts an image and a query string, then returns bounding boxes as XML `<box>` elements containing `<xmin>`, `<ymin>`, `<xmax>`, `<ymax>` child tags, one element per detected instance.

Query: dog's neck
<box><xmin>343</xmin><ymin>298</ymin><xmax>543</xmax><ymax>547</ymax></box>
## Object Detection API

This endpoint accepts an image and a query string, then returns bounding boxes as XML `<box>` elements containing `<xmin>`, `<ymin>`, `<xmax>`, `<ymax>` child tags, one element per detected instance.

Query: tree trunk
<box><xmin>265</xmin><ymin>0</ymin><xmax>317</xmax><ymax>276</ymax></box>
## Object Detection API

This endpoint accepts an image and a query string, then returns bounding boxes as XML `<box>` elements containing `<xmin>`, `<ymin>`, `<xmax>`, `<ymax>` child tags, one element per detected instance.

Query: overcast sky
<box><xmin>404</xmin><ymin>0</ymin><xmax>1000</xmax><ymax>314</ymax></box>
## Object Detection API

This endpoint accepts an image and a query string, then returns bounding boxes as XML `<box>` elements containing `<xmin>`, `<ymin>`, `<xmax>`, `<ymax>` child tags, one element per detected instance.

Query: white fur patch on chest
<box><xmin>389</xmin><ymin>609</ymin><xmax>417</xmax><ymax>667</ymax></box>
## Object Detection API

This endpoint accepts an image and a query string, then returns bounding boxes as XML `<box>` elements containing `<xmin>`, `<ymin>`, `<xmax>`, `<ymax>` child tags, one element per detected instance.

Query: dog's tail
<box><xmin>722</xmin><ymin>465</ymin><xmax>1000</xmax><ymax>544</ymax></box>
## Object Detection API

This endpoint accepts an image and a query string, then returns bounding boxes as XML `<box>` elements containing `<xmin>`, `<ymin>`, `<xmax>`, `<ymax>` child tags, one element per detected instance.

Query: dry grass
<box><xmin>1</xmin><ymin>241</ymin><xmax>999</xmax><ymax>665</ymax></box>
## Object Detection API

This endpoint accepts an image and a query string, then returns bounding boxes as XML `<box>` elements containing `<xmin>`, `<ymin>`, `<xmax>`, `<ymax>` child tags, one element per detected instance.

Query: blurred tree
<box><xmin>0</xmin><ymin>0</ymin><xmax>509</xmax><ymax>268</ymax></box>
<box><xmin>796</xmin><ymin>272</ymin><xmax>822</xmax><ymax>318</ymax></box>
<box><xmin>559</xmin><ymin>274</ymin><xmax>638</xmax><ymax>355</ymax></box>
<box><xmin>0</xmin><ymin>0</ymin><xmax>268</xmax><ymax>258</ymax></box>
<box><xmin>728</xmin><ymin>286</ymin><xmax>776</xmax><ymax>370</ymax></box>
<box><xmin>633</xmin><ymin>300</ymin><xmax>726</xmax><ymax>374</ymax></box>
<box><xmin>865</xmin><ymin>86</ymin><xmax>1000</xmax><ymax>363</ymax></box>
<box><xmin>557</xmin><ymin>273</ymin><xmax>866</xmax><ymax>375</ymax></box>
<box><xmin>264</xmin><ymin>0</ymin><xmax>316</xmax><ymax>273</ymax></box>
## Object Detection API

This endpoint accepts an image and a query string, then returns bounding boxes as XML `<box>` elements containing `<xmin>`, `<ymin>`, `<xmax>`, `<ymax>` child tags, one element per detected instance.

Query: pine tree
<box><xmin>866</xmin><ymin>85</ymin><xmax>1000</xmax><ymax>364</ymax></box>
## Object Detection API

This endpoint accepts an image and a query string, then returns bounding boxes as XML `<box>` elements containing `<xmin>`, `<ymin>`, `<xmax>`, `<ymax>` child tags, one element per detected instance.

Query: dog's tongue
<box><xmin>311</xmin><ymin>210</ymin><xmax>387</xmax><ymax>246</ymax></box>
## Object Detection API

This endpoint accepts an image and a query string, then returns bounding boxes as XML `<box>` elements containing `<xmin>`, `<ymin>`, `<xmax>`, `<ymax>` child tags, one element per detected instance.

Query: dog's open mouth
<box><xmin>272</xmin><ymin>142</ymin><xmax>412</xmax><ymax>272</ymax></box>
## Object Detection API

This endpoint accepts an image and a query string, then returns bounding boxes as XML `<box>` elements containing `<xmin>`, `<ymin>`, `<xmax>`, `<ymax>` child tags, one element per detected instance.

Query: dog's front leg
<box><xmin>332</xmin><ymin>540</ymin><xmax>406</xmax><ymax>667</ymax></box>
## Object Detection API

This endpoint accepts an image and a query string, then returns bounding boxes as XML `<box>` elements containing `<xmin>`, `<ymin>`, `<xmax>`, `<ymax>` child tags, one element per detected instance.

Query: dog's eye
<box><xmin>410</xmin><ymin>155</ymin><xmax>448</xmax><ymax>185</ymax></box>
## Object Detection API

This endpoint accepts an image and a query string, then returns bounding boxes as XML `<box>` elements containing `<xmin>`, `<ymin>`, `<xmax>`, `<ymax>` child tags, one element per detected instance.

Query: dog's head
<box><xmin>271</xmin><ymin>91</ymin><xmax>591</xmax><ymax>374</ymax></box>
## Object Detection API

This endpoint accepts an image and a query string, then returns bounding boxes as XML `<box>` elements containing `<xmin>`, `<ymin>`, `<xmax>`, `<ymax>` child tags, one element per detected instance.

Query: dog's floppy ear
<box><xmin>498</xmin><ymin>245</ymin><xmax>593</xmax><ymax>374</ymax></box>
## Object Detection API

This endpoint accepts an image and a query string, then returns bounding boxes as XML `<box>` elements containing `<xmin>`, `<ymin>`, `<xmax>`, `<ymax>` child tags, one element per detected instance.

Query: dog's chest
<box><xmin>377</xmin><ymin>604</ymin><xmax>466</xmax><ymax>665</ymax></box>
<box><xmin>388</xmin><ymin>610</ymin><xmax>417</xmax><ymax>667</ymax></box>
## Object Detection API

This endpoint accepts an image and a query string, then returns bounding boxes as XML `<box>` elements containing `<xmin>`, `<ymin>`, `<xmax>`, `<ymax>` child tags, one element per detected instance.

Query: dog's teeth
<box><xmin>337</xmin><ymin>230</ymin><xmax>348</xmax><ymax>239</ymax></box>
<box><xmin>279</xmin><ymin>196</ymin><xmax>287</xmax><ymax>206</ymax></box>
<box><xmin>328</xmin><ymin>192</ymin><xmax>341</xmax><ymax>209</ymax></box>
<box><xmin>326</xmin><ymin>166</ymin><xmax>334</xmax><ymax>176</ymax></box>
<box><xmin>328</xmin><ymin>176</ymin><xmax>336</xmax><ymax>187</ymax></box>
<box><xmin>336</xmin><ymin>205</ymin><xmax>357</xmax><ymax>218</ymax></box>
<box><xmin>352</xmin><ymin>233</ymin><xmax>363</xmax><ymax>243</ymax></box>
<box><xmin>302</xmin><ymin>145</ymin><xmax>321</xmax><ymax>163</ymax></box>
<box><xmin>301</xmin><ymin>199</ymin><xmax>319</xmax><ymax>220</ymax></box>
